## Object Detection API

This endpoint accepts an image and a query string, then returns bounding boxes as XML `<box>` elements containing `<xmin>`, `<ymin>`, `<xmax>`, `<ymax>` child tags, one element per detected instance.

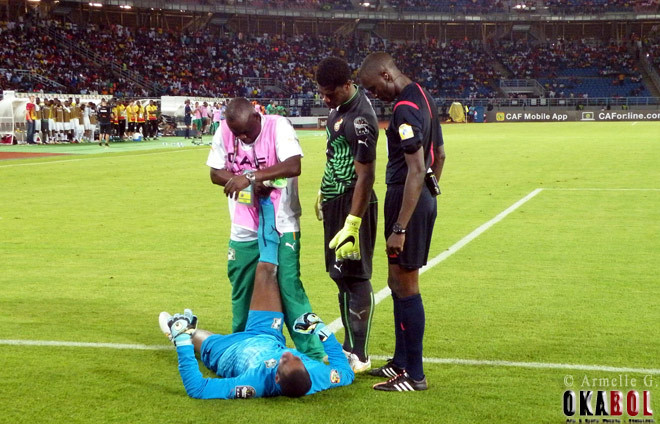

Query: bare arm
<box><xmin>223</xmin><ymin>155</ymin><xmax>301</xmax><ymax>199</ymax></box>
<box><xmin>431</xmin><ymin>143</ymin><xmax>446</xmax><ymax>181</ymax></box>
<box><xmin>348</xmin><ymin>160</ymin><xmax>376</xmax><ymax>218</ymax></box>
<box><xmin>209</xmin><ymin>167</ymin><xmax>236</xmax><ymax>187</ymax></box>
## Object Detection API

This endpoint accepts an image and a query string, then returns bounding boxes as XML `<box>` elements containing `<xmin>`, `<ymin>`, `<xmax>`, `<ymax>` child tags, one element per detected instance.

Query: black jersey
<box><xmin>385</xmin><ymin>82</ymin><xmax>443</xmax><ymax>185</ymax></box>
<box><xmin>321</xmin><ymin>86</ymin><xmax>378</xmax><ymax>201</ymax></box>
<box><xmin>97</xmin><ymin>105</ymin><xmax>111</xmax><ymax>124</ymax></box>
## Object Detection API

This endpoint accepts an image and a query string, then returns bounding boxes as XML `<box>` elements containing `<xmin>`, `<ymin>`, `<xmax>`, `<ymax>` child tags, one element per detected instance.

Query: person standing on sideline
<box><xmin>192</xmin><ymin>101</ymin><xmax>203</xmax><ymax>143</ymax></box>
<box><xmin>40</xmin><ymin>98</ymin><xmax>50</xmax><ymax>144</ymax></box>
<box><xmin>315</xmin><ymin>57</ymin><xmax>379</xmax><ymax>373</ymax></box>
<box><xmin>358</xmin><ymin>52</ymin><xmax>446</xmax><ymax>392</ymax></box>
<box><xmin>25</xmin><ymin>95</ymin><xmax>36</xmax><ymax>144</ymax></box>
<box><xmin>33</xmin><ymin>97</ymin><xmax>42</xmax><ymax>144</ymax></box>
<box><xmin>183</xmin><ymin>99</ymin><xmax>192</xmax><ymax>139</ymax></box>
<box><xmin>97</xmin><ymin>98</ymin><xmax>112</xmax><ymax>147</ymax></box>
<box><xmin>147</xmin><ymin>100</ymin><xmax>159</xmax><ymax>140</ymax></box>
<box><xmin>206</xmin><ymin>97</ymin><xmax>325</xmax><ymax>362</ymax></box>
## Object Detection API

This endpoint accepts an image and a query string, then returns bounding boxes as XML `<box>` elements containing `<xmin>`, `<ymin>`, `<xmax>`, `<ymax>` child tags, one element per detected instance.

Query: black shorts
<box><xmin>384</xmin><ymin>184</ymin><xmax>437</xmax><ymax>269</ymax></box>
<box><xmin>99</xmin><ymin>123</ymin><xmax>112</xmax><ymax>135</ymax></box>
<box><xmin>322</xmin><ymin>189</ymin><xmax>377</xmax><ymax>281</ymax></box>
<box><xmin>184</xmin><ymin>116</ymin><xmax>192</xmax><ymax>126</ymax></box>
<box><xmin>41</xmin><ymin>120</ymin><xmax>49</xmax><ymax>132</ymax></box>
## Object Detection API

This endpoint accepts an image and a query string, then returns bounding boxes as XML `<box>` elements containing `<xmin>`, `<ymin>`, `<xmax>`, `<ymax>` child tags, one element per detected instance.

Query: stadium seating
<box><xmin>389</xmin><ymin>0</ymin><xmax>658</xmax><ymax>13</ymax></box>
<box><xmin>495</xmin><ymin>39</ymin><xmax>651</xmax><ymax>98</ymax></box>
<box><xmin>0</xmin><ymin>18</ymin><xmax>655</xmax><ymax>102</ymax></box>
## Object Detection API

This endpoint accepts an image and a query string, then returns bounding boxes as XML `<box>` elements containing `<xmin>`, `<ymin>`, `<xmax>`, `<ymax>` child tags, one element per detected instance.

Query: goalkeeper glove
<box><xmin>314</xmin><ymin>191</ymin><xmax>324</xmax><ymax>221</ymax></box>
<box><xmin>294</xmin><ymin>312</ymin><xmax>331</xmax><ymax>342</ymax></box>
<box><xmin>263</xmin><ymin>177</ymin><xmax>287</xmax><ymax>189</ymax></box>
<box><xmin>167</xmin><ymin>309</ymin><xmax>198</xmax><ymax>347</ymax></box>
<box><xmin>328</xmin><ymin>214</ymin><xmax>361</xmax><ymax>261</ymax></box>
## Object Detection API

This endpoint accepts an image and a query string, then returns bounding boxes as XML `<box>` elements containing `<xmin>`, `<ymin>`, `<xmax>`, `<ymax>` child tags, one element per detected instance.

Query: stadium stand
<box><xmin>0</xmin><ymin>19</ymin><xmax>499</xmax><ymax>100</ymax></box>
<box><xmin>0</xmin><ymin>3</ymin><xmax>658</xmax><ymax>105</ymax></box>
<box><xmin>494</xmin><ymin>38</ymin><xmax>651</xmax><ymax>98</ymax></box>
<box><xmin>388</xmin><ymin>0</ymin><xmax>658</xmax><ymax>13</ymax></box>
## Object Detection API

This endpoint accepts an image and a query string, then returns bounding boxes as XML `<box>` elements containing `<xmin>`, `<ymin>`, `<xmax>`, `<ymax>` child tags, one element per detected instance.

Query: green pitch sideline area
<box><xmin>1</xmin><ymin>122</ymin><xmax>658</xmax><ymax>423</ymax></box>
<box><xmin>0</xmin><ymin>137</ymin><xmax>197</xmax><ymax>161</ymax></box>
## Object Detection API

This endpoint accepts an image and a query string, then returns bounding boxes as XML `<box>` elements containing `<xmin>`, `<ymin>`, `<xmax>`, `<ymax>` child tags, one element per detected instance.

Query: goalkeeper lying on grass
<box><xmin>159</xmin><ymin>197</ymin><xmax>354</xmax><ymax>399</ymax></box>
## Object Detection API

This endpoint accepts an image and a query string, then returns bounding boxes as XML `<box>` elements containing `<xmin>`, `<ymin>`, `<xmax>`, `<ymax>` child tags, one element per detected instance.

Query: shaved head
<box><xmin>358</xmin><ymin>52</ymin><xmax>410</xmax><ymax>103</ymax></box>
<box><xmin>359</xmin><ymin>52</ymin><xmax>397</xmax><ymax>80</ymax></box>
<box><xmin>225</xmin><ymin>98</ymin><xmax>256</xmax><ymax>123</ymax></box>
<box><xmin>225</xmin><ymin>97</ymin><xmax>262</xmax><ymax>144</ymax></box>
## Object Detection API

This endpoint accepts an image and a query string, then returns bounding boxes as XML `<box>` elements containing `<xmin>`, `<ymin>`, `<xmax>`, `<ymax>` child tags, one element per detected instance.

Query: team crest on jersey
<box><xmin>264</xmin><ymin>358</ymin><xmax>277</xmax><ymax>368</ymax></box>
<box><xmin>271</xmin><ymin>317</ymin><xmax>282</xmax><ymax>330</ymax></box>
<box><xmin>234</xmin><ymin>385</ymin><xmax>256</xmax><ymax>399</ymax></box>
<box><xmin>330</xmin><ymin>369</ymin><xmax>341</xmax><ymax>384</ymax></box>
<box><xmin>333</xmin><ymin>118</ymin><xmax>343</xmax><ymax>132</ymax></box>
<box><xmin>398</xmin><ymin>123</ymin><xmax>414</xmax><ymax>140</ymax></box>
<box><xmin>353</xmin><ymin>116</ymin><xmax>370</xmax><ymax>136</ymax></box>
<box><xmin>228</xmin><ymin>248</ymin><xmax>236</xmax><ymax>261</ymax></box>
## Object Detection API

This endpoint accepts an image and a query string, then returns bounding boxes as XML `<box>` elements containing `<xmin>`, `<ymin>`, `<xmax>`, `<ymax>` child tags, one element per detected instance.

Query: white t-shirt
<box><xmin>206</xmin><ymin>116</ymin><xmax>303</xmax><ymax>242</ymax></box>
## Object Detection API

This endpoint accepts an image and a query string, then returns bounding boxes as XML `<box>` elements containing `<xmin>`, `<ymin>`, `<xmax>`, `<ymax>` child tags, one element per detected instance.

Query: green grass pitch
<box><xmin>1</xmin><ymin>121</ymin><xmax>658</xmax><ymax>423</ymax></box>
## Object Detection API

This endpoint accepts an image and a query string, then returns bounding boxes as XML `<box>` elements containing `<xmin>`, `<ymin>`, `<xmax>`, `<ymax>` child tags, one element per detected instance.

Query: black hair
<box><xmin>225</xmin><ymin>97</ymin><xmax>255</xmax><ymax>122</ymax></box>
<box><xmin>279</xmin><ymin>367</ymin><xmax>312</xmax><ymax>398</ymax></box>
<box><xmin>316</xmin><ymin>57</ymin><xmax>351</xmax><ymax>89</ymax></box>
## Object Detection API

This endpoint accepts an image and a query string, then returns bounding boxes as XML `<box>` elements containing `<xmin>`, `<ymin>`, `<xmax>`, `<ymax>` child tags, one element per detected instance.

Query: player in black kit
<box><xmin>96</xmin><ymin>98</ymin><xmax>112</xmax><ymax>147</ymax></box>
<box><xmin>359</xmin><ymin>52</ymin><xmax>446</xmax><ymax>391</ymax></box>
<box><xmin>316</xmin><ymin>57</ymin><xmax>379</xmax><ymax>373</ymax></box>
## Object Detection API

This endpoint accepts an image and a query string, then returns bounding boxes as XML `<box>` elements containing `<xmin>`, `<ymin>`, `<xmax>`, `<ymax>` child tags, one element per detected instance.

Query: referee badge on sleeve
<box><xmin>330</xmin><ymin>369</ymin><xmax>341</xmax><ymax>384</ymax></box>
<box><xmin>398</xmin><ymin>123</ymin><xmax>414</xmax><ymax>140</ymax></box>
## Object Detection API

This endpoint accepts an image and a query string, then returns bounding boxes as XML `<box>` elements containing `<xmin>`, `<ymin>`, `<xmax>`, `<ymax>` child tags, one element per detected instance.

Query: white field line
<box><xmin>368</xmin><ymin>355</ymin><xmax>660</xmax><ymax>375</ymax></box>
<box><xmin>327</xmin><ymin>188</ymin><xmax>544</xmax><ymax>332</ymax></box>
<box><xmin>1</xmin><ymin>339</ymin><xmax>657</xmax><ymax>375</ymax></box>
<box><xmin>0</xmin><ymin>339</ymin><xmax>171</xmax><ymax>350</ymax></box>
<box><xmin>0</xmin><ymin>146</ymin><xmax>201</xmax><ymax>168</ymax></box>
<box><xmin>543</xmin><ymin>188</ymin><xmax>660</xmax><ymax>191</ymax></box>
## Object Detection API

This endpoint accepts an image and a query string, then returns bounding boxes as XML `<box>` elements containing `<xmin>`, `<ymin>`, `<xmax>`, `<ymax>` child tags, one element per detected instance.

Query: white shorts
<box><xmin>55</xmin><ymin>122</ymin><xmax>64</xmax><ymax>132</ymax></box>
<box><xmin>83</xmin><ymin>117</ymin><xmax>91</xmax><ymax>130</ymax></box>
<box><xmin>35</xmin><ymin>120</ymin><xmax>41</xmax><ymax>131</ymax></box>
<box><xmin>89</xmin><ymin>124</ymin><xmax>96</xmax><ymax>134</ymax></box>
<box><xmin>64</xmin><ymin>122</ymin><xmax>72</xmax><ymax>131</ymax></box>
<box><xmin>72</xmin><ymin>118</ymin><xmax>79</xmax><ymax>127</ymax></box>
<box><xmin>49</xmin><ymin>119</ymin><xmax>55</xmax><ymax>131</ymax></box>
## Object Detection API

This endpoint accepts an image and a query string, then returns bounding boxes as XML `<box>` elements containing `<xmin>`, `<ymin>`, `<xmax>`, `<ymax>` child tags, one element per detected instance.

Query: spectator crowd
<box><xmin>0</xmin><ymin>18</ymin><xmax>656</xmax><ymax>102</ymax></box>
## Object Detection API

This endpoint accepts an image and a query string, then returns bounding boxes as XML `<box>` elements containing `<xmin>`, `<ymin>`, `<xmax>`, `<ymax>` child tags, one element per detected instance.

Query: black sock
<box><xmin>399</xmin><ymin>293</ymin><xmax>425</xmax><ymax>381</ymax></box>
<box><xmin>337</xmin><ymin>290</ymin><xmax>351</xmax><ymax>353</ymax></box>
<box><xmin>345</xmin><ymin>279</ymin><xmax>374</xmax><ymax>361</ymax></box>
<box><xmin>392</xmin><ymin>292</ymin><xmax>407</xmax><ymax>369</ymax></box>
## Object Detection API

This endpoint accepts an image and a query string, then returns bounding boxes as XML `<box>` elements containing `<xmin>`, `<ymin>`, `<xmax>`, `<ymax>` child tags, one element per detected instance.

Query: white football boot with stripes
<box><xmin>372</xmin><ymin>371</ymin><xmax>428</xmax><ymax>392</ymax></box>
<box><xmin>368</xmin><ymin>359</ymin><xmax>404</xmax><ymax>378</ymax></box>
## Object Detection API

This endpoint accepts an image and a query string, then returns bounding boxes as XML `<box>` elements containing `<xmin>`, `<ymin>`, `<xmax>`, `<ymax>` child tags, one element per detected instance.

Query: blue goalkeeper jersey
<box><xmin>175</xmin><ymin>311</ymin><xmax>354</xmax><ymax>399</ymax></box>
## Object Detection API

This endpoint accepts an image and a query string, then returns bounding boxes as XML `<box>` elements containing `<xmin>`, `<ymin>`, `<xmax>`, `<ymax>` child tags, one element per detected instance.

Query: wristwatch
<box><xmin>392</xmin><ymin>222</ymin><xmax>406</xmax><ymax>235</ymax></box>
<box><xmin>244</xmin><ymin>171</ymin><xmax>256</xmax><ymax>183</ymax></box>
